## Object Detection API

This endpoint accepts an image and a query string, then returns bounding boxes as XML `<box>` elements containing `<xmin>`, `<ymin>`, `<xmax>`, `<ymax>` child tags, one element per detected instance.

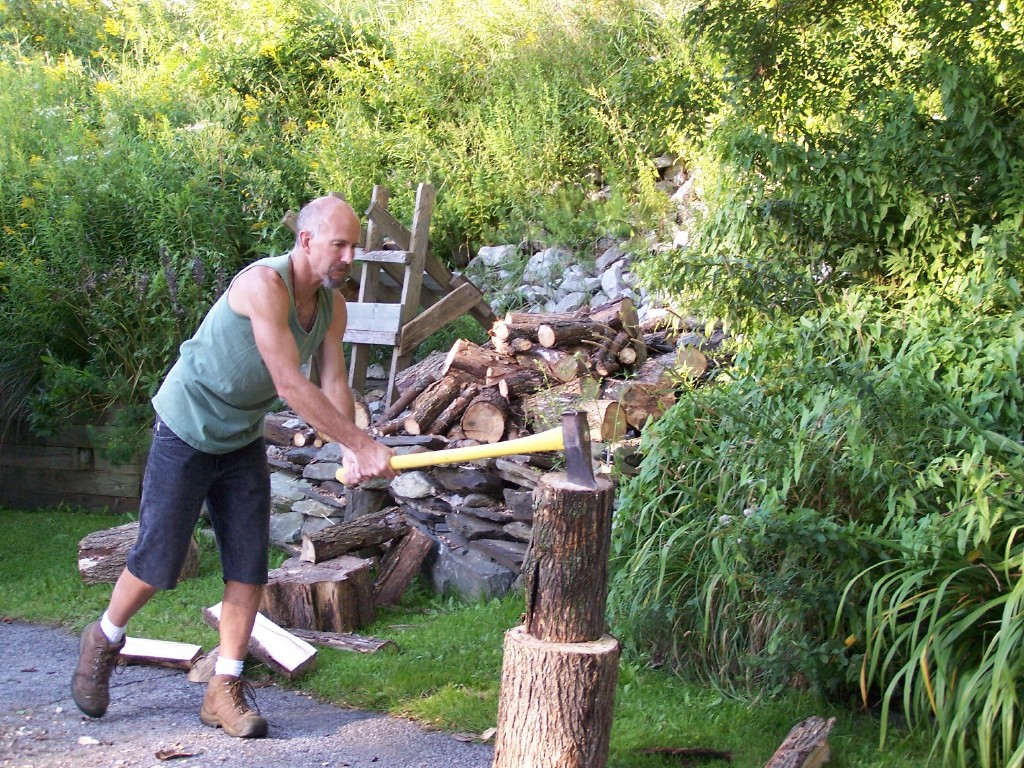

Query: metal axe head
<box><xmin>562</xmin><ymin>411</ymin><xmax>597</xmax><ymax>489</ymax></box>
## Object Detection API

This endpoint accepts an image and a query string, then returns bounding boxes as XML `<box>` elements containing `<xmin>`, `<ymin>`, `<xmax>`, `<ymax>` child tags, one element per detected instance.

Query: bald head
<box><xmin>294</xmin><ymin>196</ymin><xmax>359</xmax><ymax>248</ymax></box>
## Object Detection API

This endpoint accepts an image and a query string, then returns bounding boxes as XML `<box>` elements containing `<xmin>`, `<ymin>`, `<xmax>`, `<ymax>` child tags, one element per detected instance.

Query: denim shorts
<box><xmin>126</xmin><ymin>417</ymin><xmax>270</xmax><ymax>589</ymax></box>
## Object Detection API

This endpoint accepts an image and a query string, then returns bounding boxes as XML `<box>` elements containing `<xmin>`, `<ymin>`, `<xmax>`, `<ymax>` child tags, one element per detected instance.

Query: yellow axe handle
<box><xmin>336</xmin><ymin>426</ymin><xmax>564</xmax><ymax>484</ymax></box>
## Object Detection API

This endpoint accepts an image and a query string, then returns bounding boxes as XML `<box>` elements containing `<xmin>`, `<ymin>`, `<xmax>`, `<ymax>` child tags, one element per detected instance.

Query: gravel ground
<box><xmin>0</xmin><ymin>621</ymin><xmax>494</xmax><ymax>768</ymax></box>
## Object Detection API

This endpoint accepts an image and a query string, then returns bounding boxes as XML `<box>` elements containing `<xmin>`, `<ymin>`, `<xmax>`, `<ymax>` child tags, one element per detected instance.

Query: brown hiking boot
<box><xmin>199</xmin><ymin>674</ymin><xmax>268</xmax><ymax>738</ymax></box>
<box><xmin>71</xmin><ymin>621</ymin><xmax>125</xmax><ymax>718</ymax></box>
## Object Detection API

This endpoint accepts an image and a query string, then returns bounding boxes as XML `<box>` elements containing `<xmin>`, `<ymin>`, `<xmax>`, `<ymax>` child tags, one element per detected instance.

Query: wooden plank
<box><xmin>397</xmin><ymin>282</ymin><xmax>488</xmax><ymax>356</ymax></box>
<box><xmin>0</xmin><ymin>466</ymin><xmax>141</xmax><ymax>497</ymax></box>
<box><xmin>203</xmin><ymin>602</ymin><xmax>317</xmax><ymax>680</ymax></box>
<box><xmin>364</xmin><ymin>200</ymin><xmax>411</xmax><ymax>249</ymax></box>
<box><xmin>355</xmin><ymin>249</ymin><xmax>413</xmax><ymax>265</ymax></box>
<box><xmin>120</xmin><ymin>637</ymin><xmax>203</xmax><ymax>671</ymax></box>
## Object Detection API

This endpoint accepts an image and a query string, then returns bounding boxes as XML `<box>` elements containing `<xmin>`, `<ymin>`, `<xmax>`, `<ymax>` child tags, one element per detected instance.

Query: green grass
<box><xmin>0</xmin><ymin>506</ymin><xmax>934</xmax><ymax>767</ymax></box>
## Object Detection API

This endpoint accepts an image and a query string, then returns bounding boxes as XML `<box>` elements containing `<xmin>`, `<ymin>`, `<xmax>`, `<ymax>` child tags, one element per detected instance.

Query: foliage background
<box><xmin>1</xmin><ymin>1</ymin><xmax>1022</xmax><ymax>766</ymax></box>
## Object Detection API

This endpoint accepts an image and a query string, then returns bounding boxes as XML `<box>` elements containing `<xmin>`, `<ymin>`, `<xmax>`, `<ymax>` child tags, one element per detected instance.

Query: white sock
<box><xmin>99</xmin><ymin>611</ymin><xmax>126</xmax><ymax>644</ymax></box>
<box><xmin>215</xmin><ymin>657</ymin><xmax>245</xmax><ymax>678</ymax></box>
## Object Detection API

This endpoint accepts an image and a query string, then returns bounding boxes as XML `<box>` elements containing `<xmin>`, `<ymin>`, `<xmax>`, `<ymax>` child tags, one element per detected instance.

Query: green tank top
<box><xmin>152</xmin><ymin>254</ymin><xmax>334</xmax><ymax>453</ymax></box>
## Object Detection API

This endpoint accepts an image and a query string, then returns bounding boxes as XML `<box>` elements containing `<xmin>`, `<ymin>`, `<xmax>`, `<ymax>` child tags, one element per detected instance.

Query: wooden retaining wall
<box><xmin>0</xmin><ymin>424</ymin><xmax>145</xmax><ymax>513</ymax></box>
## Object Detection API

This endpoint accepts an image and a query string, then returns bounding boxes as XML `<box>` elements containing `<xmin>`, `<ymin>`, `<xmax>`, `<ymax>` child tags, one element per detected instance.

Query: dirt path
<box><xmin>0</xmin><ymin>621</ymin><xmax>494</xmax><ymax>767</ymax></box>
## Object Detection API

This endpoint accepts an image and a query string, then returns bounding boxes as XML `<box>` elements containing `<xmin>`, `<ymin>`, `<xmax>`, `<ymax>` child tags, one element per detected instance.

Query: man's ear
<box><xmin>298</xmin><ymin>230</ymin><xmax>312</xmax><ymax>250</ymax></box>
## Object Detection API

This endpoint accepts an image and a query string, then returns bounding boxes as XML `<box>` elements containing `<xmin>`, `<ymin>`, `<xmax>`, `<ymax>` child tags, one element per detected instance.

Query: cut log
<box><xmin>264</xmin><ymin>412</ymin><xmax>304</xmax><ymax>447</ymax></box>
<box><xmin>403</xmin><ymin>375</ymin><xmax>461</xmax><ymax>435</ymax></box>
<box><xmin>523</xmin><ymin>472</ymin><xmax>616</xmax><ymax>643</ymax></box>
<box><xmin>588</xmin><ymin>296</ymin><xmax>640</xmax><ymax>337</ymax></box>
<box><xmin>78</xmin><ymin>521</ymin><xmax>199</xmax><ymax>585</ymax></box>
<box><xmin>287</xmin><ymin>628</ymin><xmax>398</xmax><ymax>654</ymax></box>
<box><xmin>300</xmin><ymin>506</ymin><xmax>406</xmax><ymax>563</ymax></box>
<box><xmin>261</xmin><ymin>555</ymin><xmax>375</xmax><ymax>633</ymax></box>
<box><xmin>515</xmin><ymin>347</ymin><xmax>583</xmax><ymax>384</ymax></box>
<box><xmin>580</xmin><ymin>399</ymin><xmax>628</xmax><ymax>442</ymax></box>
<box><xmin>442</xmin><ymin>338</ymin><xmax>514</xmax><ymax>381</ymax></box>
<box><xmin>426</xmin><ymin>383</ymin><xmax>479</xmax><ymax>436</ymax></box>
<box><xmin>603</xmin><ymin>379</ymin><xmax>677</xmax><ymax>430</ymax></box>
<box><xmin>537</xmin><ymin>319</ymin><xmax>603</xmax><ymax>349</ymax></box>
<box><xmin>203</xmin><ymin>602</ymin><xmax>317</xmax><ymax>680</ymax></box>
<box><xmin>764</xmin><ymin>716</ymin><xmax>836</xmax><ymax>768</ymax></box>
<box><xmin>491</xmin><ymin>364</ymin><xmax>546</xmax><ymax>400</ymax></box>
<box><xmin>492</xmin><ymin>627</ymin><xmax>619</xmax><ymax>768</ymax></box>
<box><xmin>460</xmin><ymin>387</ymin><xmax>510</xmax><ymax>443</ymax></box>
<box><xmin>119</xmin><ymin>637</ymin><xmax>203</xmax><ymax>671</ymax></box>
<box><xmin>351</xmin><ymin>390</ymin><xmax>371</xmax><ymax>430</ymax></box>
<box><xmin>373</xmin><ymin>526</ymin><xmax>435</xmax><ymax>607</ymax></box>
<box><xmin>394</xmin><ymin>350</ymin><xmax>448</xmax><ymax>393</ymax></box>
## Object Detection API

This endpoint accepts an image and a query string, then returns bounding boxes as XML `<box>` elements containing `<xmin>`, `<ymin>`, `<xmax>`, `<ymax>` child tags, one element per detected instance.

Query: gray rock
<box><xmin>301</xmin><ymin>515</ymin><xmax>343</xmax><ymax>538</ymax></box>
<box><xmin>316</xmin><ymin>441</ymin><xmax>343</xmax><ymax>462</ymax></box>
<box><xmin>302</xmin><ymin>462</ymin><xmax>342</xmax><ymax>481</ymax></box>
<box><xmin>292</xmin><ymin>498</ymin><xmax>339</xmax><ymax>519</ymax></box>
<box><xmin>269</xmin><ymin>510</ymin><xmax>304</xmax><ymax>545</ymax></box>
<box><xmin>425</xmin><ymin>540</ymin><xmax>516</xmax><ymax>601</ymax></box>
<box><xmin>390</xmin><ymin>471</ymin><xmax>438</xmax><ymax>499</ymax></box>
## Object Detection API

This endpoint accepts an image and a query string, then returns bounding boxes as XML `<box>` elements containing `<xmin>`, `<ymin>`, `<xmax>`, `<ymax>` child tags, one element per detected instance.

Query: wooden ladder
<box><xmin>285</xmin><ymin>184</ymin><xmax>494</xmax><ymax>405</ymax></box>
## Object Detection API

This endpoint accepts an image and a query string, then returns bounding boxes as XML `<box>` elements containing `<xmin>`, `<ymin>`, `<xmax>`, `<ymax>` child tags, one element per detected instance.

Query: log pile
<box><xmin>262</xmin><ymin>299</ymin><xmax>729</xmax><ymax>607</ymax></box>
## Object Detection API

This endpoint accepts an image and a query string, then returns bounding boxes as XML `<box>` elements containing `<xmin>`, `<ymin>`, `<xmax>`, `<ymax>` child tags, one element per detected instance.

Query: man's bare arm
<box><xmin>228</xmin><ymin>267</ymin><xmax>393</xmax><ymax>484</ymax></box>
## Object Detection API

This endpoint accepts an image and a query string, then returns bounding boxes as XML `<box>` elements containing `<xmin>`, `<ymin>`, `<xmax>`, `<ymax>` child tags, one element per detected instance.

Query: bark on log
<box><xmin>764</xmin><ymin>716</ymin><xmax>836</xmax><ymax>768</ymax></box>
<box><xmin>373</xmin><ymin>526</ymin><xmax>435</xmax><ymax>607</ymax></box>
<box><xmin>442</xmin><ymin>338</ymin><xmax>512</xmax><ymax>381</ymax></box>
<box><xmin>261</xmin><ymin>555</ymin><xmax>375</xmax><ymax>633</ymax></box>
<box><xmin>492</xmin><ymin>627</ymin><xmax>619</xmax><ymax>768</ymax></box>
<box><xmin>264</xmin><ymin>412</ymin><xmax>304</xmax><ymax>447</ymax></box>
<box><xmin>492</xmin><ymin>364</ymin><xmax>547</xmax><ymax>400</ymax></box>
<box><xmin>460</xmin><ymin>387</ymin><xmax>510</xmax><ymax>443</ymax></box>
<box><xmin>382</xmin><ymin>374</ymin><xmax>435</xmax><ymax>422</ymax></box>
<box><xmin>602</xmin><ymin>379</ymin><xmax>677</xmax><ymax>430</ymax></box>
<box><xmin>537</xmin><ymin>319</ymin><xmax>604</xmax><ymax>349</ymax></box>
<box><xmin>523</xmin><ymin>472</ymin><xmax>615</xmax><ymax>643</ymax></box>
<box><xmin>588</xmin><ymin>296</ymin><xmax>640</xmax><ymax>337</ymax></box>
<box><xmin>287</xmin><ymin>628</ymin><xmax>398</xmax><ymax>654</ymax></box>
<box><xmin>300</xmin><ymin>507</ymin><xmax>406</xmax><ymax>563</ymax></box>
<box><xmin>403</xmin><ymin>375</ymin><xmax>461</xmax><ymax>435</ymax></box>
<box><xmin>78</xmin><ymin>521</ymin><xmax>199</xmax><ymax>585</ymax></box>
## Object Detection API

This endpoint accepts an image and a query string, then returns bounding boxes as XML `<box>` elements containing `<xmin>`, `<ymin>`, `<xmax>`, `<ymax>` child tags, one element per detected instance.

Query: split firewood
<box><xmin>300</xmin><ymin>506</ymin><xmax>407</xmax><ymax>563</ymax></box>
<box><xmin>292</xmin><ymin>427</ymin><xmax>318</xmax><ymax>447</ymax></box>
<box><xmin>78</xmin><ymin>521</ymin><xmax>199</xmax><ymax>585</ymax></box>
<box><xmin>203</xmin><ymin>602</ymin><xmax>316</xmax><ymax>680</ymax></box>
<box><xmin>374</xmin><ymin>526</ymin><xmax>435</xmax><ymax>607</ymax></box>
<box><xmin>261</xmin><ymin>555</ymin><xmax>375</xmax><ymax>633</ymax></box>
<box><xmin>119</xmin><ymin>637</ymin><xmax>203</xmax><ymax>671</ymax></box>
<box><xmin>763</xmin><ymin>716</ymin><xmax>836</xmax><ymax>768</ymax></box>
<box><xmin>403</xmin><ymin>375</ymin><xmax>461</xmax><ymax>435</ymax></box>
<box><xmin>427</xmin><ymin>383</ymin><xmax>480</xmax><ymax>436</ymax></box>
<box><xmin>494</xmin><ymin>458</ymin><xmax>545</xmax><ymax>489</ymax></box>
<box><xmin>460</xmin><ymin>386</ymin><xmax>511</xmax><ymax>443</ymax></box>
<box><xmin>351</xmin><ymin>390</ymin><xmax>372</xmax><ymax>430</ymax></box>
<box><xmin>602</xmin><ymin>379</ymin><xmax>677</xmax><ymax>430</ymax></box>
<box><xmin>287</xmin><ymin>628</ymin><xmax>398</xmax><ymax>654</ymax></box>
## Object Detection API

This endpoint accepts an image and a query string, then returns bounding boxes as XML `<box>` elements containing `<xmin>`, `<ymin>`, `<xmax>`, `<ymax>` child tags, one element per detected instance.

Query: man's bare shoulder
<box><xmin>228</xmin><ymin>264</ymin><xmax>287</xmax><ymax>317</ymax></box>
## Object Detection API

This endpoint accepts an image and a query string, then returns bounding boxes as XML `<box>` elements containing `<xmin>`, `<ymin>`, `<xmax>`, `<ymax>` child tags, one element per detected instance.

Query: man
<box><xmin>71</xmin><ymin>196</ymin><xmax>395</xmax><ymax>738</ymax></box>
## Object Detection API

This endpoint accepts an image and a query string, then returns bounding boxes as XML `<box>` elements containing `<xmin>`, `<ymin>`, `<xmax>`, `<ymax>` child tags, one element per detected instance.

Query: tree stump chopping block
<box><xmin>492</xmin><ymin>626</ymin><xmax>619</xmax><ymax>768</ymax></box>
<box><xmin>260</xmin><ymin>556</ymin><xmax>375</xmax><ymax>633</ymax></box>
<box><xmin>524</xmin><ymin>472</ymin><xmax>615</xmax><ymax>643</ymax></box>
